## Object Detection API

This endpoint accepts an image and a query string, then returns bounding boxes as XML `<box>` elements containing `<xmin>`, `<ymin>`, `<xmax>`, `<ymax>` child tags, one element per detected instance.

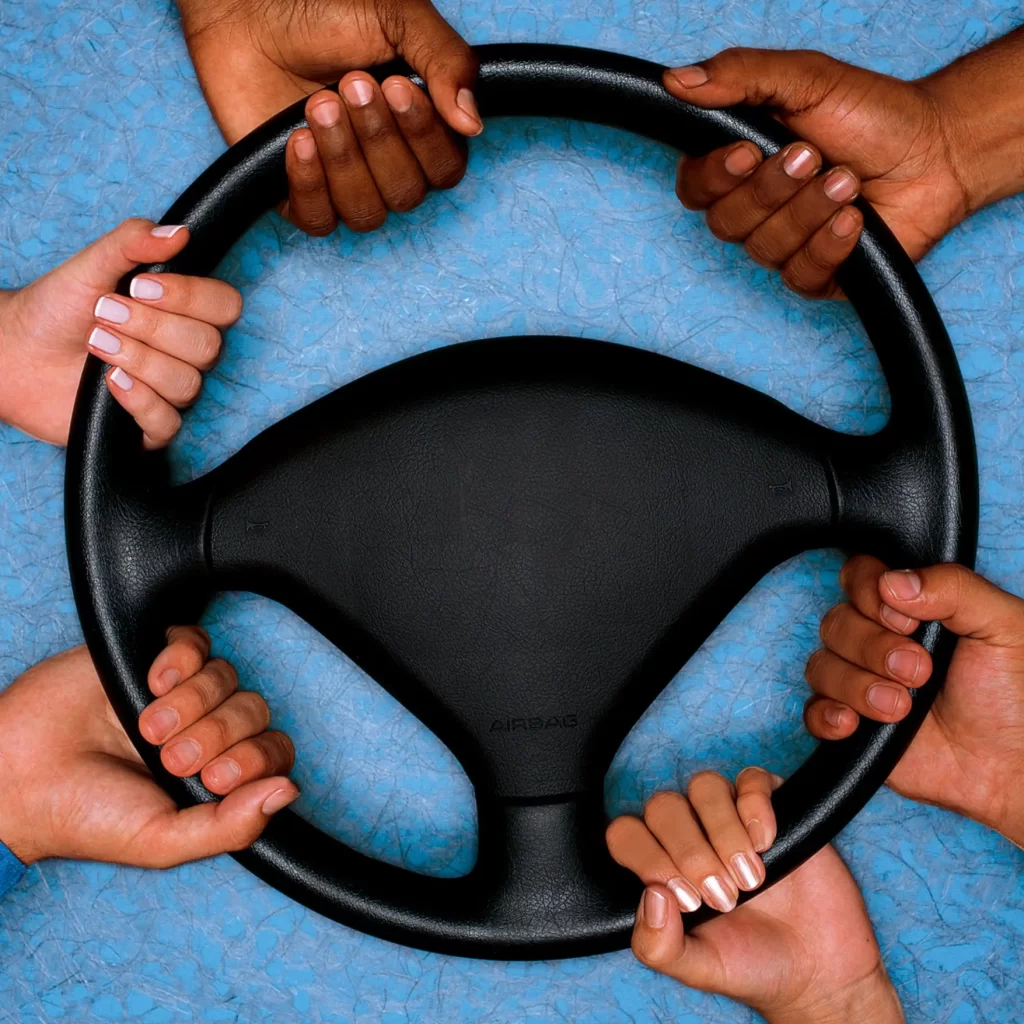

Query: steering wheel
<box><xmin>66</xmin><ymin>44</ymin><xmax>978</xmax><ymax>960</ymax></box>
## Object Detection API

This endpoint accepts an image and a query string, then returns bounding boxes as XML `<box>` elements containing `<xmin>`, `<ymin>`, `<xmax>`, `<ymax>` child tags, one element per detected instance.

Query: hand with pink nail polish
<box><xmin>0</xmin><ymin>627</ymin><xmax>298</xmax><ymax>870</ymax></box>
<box><xmin>176</xmin><ymin>0</ymin><xmax>478</xmax><ymax>238</ymax></box>
<box><xmin>0</xmin><ymin>217</ymin><xmax>241</xmax><ymax>448</ymax></box>
<box><xmin>608</xmin><ymin>766</ymin><xmax>903</xmax><ymax>1023</ymax></box>
<box><xmin>805</xmin><ymin>556</ymin><xmax>1024</xmax><ymax>848</ymax></box>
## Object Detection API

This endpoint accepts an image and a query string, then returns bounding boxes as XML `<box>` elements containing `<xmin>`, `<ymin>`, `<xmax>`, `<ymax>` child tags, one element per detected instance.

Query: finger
<box><xmin>840</xmin><ymin>555</ymin><xmax>920</xmax><ymax>635</ymax></box>
<box><xmin>285</xmin><ymin>128</ymin><xmax>338</xmax><ymax>236</ymax></box>
<box><xmin>779</xmin><ymin>206</ymin><xmax>863</xmax><ymax>299</ymax></box>
<box><xmin>805</xmin><ymin>647</ymin><xmax>912</xmax><ymax>722</ymax></box>
<box><xmin>201</xmin><ymin>731</ymin><xmax>296</xmax><ymax>795</ymax></box>
<box><xmin>704</xmin><ymin>143</ymin><xmax>822</xmax><ymax>243</ymax></box>
<box><xmin>381</xmin><ymin>76</ymin><xmax>467</xmax><ymax>190</ymax></box>
<box><xmin>305</xmin><ymin>91</ymin><xmax>388</xmax><ymax>233</ymax></box>
<box><xmin>606</xmin><ymin>814</ymin><xmax>703</xmax><ymax>913</ymax></box>
<box><xmin>104</xmin><ymin>366</ymin><xmax>182</xmax><ymax>449</ymax></box>
<box><xmin>89</xmin><ymin>326</ymin><xmax>203</xmax><ymax>407</ymax></box>
<box><xmin>127</xmin><ymin>273</ymin><xmax>242</xmax><ymax>330</ymax></box>
<box><xmin>744</xmin><ymin>166</ymin><xmax>861</xmax><ymax>270</ymax></box>
<box><xmin>643</xmin><ymin>790</ymin><xmax>738</xmax><ymax>912</ymax></box>
<box><xmin>126</xmin><ymin>776</ymin><xmax>299</xmax><ymax>869</ymax></box>
<box><xmin>159</xmin><ymin>691</ymin><xmax>271</xmax><ymax>779</ymax></box>
<box><xmin>819</xmin><ymin>602</ymin><xmax>932</xmax><ymax>686</ymax></box>
<box><xmin>138</xmin><ymin>658</ymin><xmax>238</xmax><ymax>746</ymax></box>
<box><xmin>148</xmin><ymin>625</ymin><xmax>211</xmax><ymax>697</ymax></box>
<box><xmin>687</xmin><ymin>771</ymin><xmax>765</xmax><ymax>892</ymax></box>
<box><xmin>733</xmin><ymin>766</ymin><xmax>782</xmax><ymax>853</ymax></box>
<box><xmin>804</xmin><ymin>695</ymin><xmax>861</xmax><ymax>740</ymax></box>
<box><xmin>93</xmin><ymin>293</ymin><xmax>222</xmax><ymax>371</ymax></box>
<box><xmin>338</xmin><ymin>72</ymin><xmax>428</xmax><ymax>213</ymax></box>
<box><xmin>878</xmin><ymin>563</ymin><xmax>1024</xmax><ymax>646</ymax></box>
<box><xmin>674</xmin><ymin>142</ymin><xmax>764</xmax><ymax>211</ymax></box>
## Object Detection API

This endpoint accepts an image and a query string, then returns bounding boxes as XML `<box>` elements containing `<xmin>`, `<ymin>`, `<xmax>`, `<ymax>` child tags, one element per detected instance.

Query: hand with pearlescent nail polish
<box><xmin>805</xmin><ymin>556</ymin><xmax>1024</xmax><ymax>849</ymax></box>
<box><xmin>608</xmin><ymin>767</ymin><xmax>903</xmax><ymax>1023</ymax></box>
<box><xmin>0</xmin><ymin>218</ymin><xmax>242</xmax><ymax>448</ymax></box>
<box><xmin>0</xmin><ymin>627</ymin><xmax>298</xmax><ymax>870</ymax></box>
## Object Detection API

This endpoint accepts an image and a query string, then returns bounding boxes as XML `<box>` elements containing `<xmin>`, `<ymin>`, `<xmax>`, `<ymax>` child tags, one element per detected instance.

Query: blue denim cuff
<box><xmin>0</xmin><ymin>838</ymin><xmax>26</xmax><ymax>897</ymax></box>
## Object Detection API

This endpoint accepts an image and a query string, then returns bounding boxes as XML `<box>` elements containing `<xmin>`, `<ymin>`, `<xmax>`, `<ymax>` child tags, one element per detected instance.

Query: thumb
<box><xmin>663</xmin><ymin>47</ymin><xmax>845</xmax><ymax>114</ymax></box>
<box><xmin>389</xmin><ymin>0</ymin><xmax>481</xmax><ymax>136</ymax></box>
<box><xmin>132</xmin><ymin>777</ymin><xmax>299</xmax><ymax>869</ymax></box>
<box><xmin>879</xmin><ymin>565</ymin><xmax>1024</xmax><ymax>646</ymax></box>
<box><xmin>631</xmin><ymin>886</ymin><xmax>722</xmax><ymax>991</ymax></box>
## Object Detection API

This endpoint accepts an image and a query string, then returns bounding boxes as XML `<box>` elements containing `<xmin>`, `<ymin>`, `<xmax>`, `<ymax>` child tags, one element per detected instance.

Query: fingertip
<box><xmin>805</xmin><ymin>698</ymin><xmax>860</xmax><ymax>740</ymax></box>
<box><xmin>447</xmin><ymin>87</ymin><xmax>483</xmax><ymax>137</ymax></box>
<box><xmin>260</xmin><ymin>780</ymin><xmax>300</xmax><ymax>817</ymax></box>
<box><xmin>290</xmin><ymin>128</ymin><xmax>317</xmax><ymax>163</ymax></box>
<box><xmin>664</xmin><ymin>65</ymin><xmax>710</xmax><ymax>94</ymax></box>
<box><xmin>829</xmin><ymin>206</ymin><xmax>862</xmax><ymax>240</ymax></box>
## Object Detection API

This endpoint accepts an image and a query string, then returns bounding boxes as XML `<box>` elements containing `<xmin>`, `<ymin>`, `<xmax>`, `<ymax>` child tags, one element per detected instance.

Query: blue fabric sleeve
<box><xmin>0</xmin><ymin>838</ymin><xmax>26</xmax><ymax>897</ymax></box>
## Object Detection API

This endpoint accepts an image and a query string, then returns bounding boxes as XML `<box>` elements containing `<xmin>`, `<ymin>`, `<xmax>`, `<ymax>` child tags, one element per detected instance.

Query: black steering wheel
<box><xmin>66</xmin><ymin>44</ymin><xmax>978</xmax><ymax>960</ymax></box>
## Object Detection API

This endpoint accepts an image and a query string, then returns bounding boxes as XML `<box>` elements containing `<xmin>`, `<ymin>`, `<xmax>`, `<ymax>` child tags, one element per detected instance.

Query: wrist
<box><xmin>763</xmin><ymin>966</ymin><xmax>903</xmax><ymax>1024</ymax></box>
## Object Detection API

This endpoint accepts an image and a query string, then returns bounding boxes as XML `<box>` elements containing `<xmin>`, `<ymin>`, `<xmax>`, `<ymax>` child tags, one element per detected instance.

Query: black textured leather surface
<box><xmin>65</xmin><ymin>44</ymin><xmax>978</xmax><ymax>959</ymax></box>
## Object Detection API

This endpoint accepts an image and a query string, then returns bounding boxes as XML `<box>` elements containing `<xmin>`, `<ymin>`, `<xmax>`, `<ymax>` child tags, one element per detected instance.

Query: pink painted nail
<box><xmin>880</xmin><ymin>604</ymin><xmax>914</xmax><ymax>633</ymax></box>
<box><xmin>731</xmin><ymin>852</ymin><xmax>764</xmax><ymax>890</ymax></box>
<box><xmin>109</xmin><ymin>367</ymin><xmax>133</xmax><ymax>391</ymax></box>
<box><xmin>151</xmin><ymin>224</ymin><xmax>185</xmax><ymax>238</ymax></box>
<box><xmin>206</xmin><ymin>759</ymin><xmax>241</xmax><ymax>790</ymax></box>
<box><xmin>262</xmin><ymin>788</ymin><xmax>298</xmax><ymax>816</ymax></box>
<box><xmin>823</xmin><ymin>168</ymin><xmax>858</xmax><ymax>203</ymax></box>
<box><xmin>668</xmin><ymin>65</ymin><xmax>709</xmax><ymax>88</ymax></box>
<box><xmin>456</xmin><ymin>88</ymin><xmax>483</xmax><ymax>135</ymax></box>
<box><xmin>783</xmin><ymin>145</ymin><xmax>817</xmax><ymax>179</ymax></box>
<box><xmin>644</xmin><ymin>888</ymin><xmax>669</xmax><ymax>928</ymax></box>
<box><xmin>130</xmin><ymin>277</ymin><xmax>164</xmax><ymax>300</ymax></box>
<box><xmin>94</xmin><ymin>296</ymin><xmax>130</xmax><ymax>324</ymax></box>
<box><xmin>88</xmin><ymin>327</ymin><xmax>121</xmax><ymax>355</ymax></box>
<box><xmin>887</xmin><ymin>648</ymin><xmax>921</xmax><ymax>683</ymax></box>
<box><xmin>342</xmin><ymin>77</ymin><xmax>374</xmax><ymax>108</ymax></box>
<box><xmin>382</xmin><ymin>78</ymin><xmax>414</xmax><ymax>114</ymax></box>
<box><xmin>701</xmin><ymin>875</ymin><xmax>737</xmax><ymax>912</ymax></box>
<box><xmin>666</xmin><ymin>876</ymin><xmax>702</xmax><ymax>912</ymax></box>
<box><xmin>884</xmin><ymin>570</ymin><xmax>922</xmax><ymax>600</ymax></box>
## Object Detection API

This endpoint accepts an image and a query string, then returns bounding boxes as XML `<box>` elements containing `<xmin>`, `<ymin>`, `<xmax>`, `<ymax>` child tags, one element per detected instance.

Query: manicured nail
<box><xmin>130</xmin><ymin>276</ymin><xmax>164</xmax><ymax>300</ymax></box>
<box><xmin>668</xmin><ymin>65</ymin><xmax>709</xmax><ymax>88</ymax></box>
<box><xmin>164</xmin><ymin>738</ymin><xmax>201</xmax><ymax>773</ymax></box>
<box><xmin>310</xmin><ymin>98</ymin><xmax>342</xmax><ymax>128</ymax></box>
<box><xmin>206</xmin><ymin>759</ymin><xmax>241</xmax><ymax>790</ymax></box>
<box><xmin>644</xmin><ymin>888</ymin><xmax>669</xmax><ymax>929</ymax></box>
<box><xmin>382</xmin><ymin>78</ymin><xmax>414</xmax><ymax>113</ymax></box>
<box><xmin>724</xmin><ymin>145</ymin><xmax>759</xmax><ymax>177</ymax></box>
<box><xmin>831</xmin><ymin>208</ymin><xmax>860</xmax><ymax>238</ymax></box>
<box><xmin>701</xmin><ymin>875</ymin><xmax>737</xmax><ymax>913</ymax></box>
<box><xmin>147</xmin><ymin>706</ymin><xmax>179</xmax><ymax>742</ymax></box>
<box><xmin>293</xmin><ymin>132</ymin><xmax>317</xmax><ymax>161</ymax></box>
<box><xmin>262</xmin><ymin>788</ymin><xmax>298</xmax><ymax>816</ymax></box>
<box><xmin>824</xmin><ymin>168</ymin><xmax>858</xmax><ymax>203</ymax></box>
<box><xmin>156</xmin><ymin>668</ymin><xmax>180</xmax><ymax>694</ymax></box>
<box><xmin>887</xmin><ymin>648</ymin><xmax>921</xmax><ymax>683</ymax></box>
<box><xmin>94</xmin><ymin>296</ymin><xmax>130</xmax><ymax>324</ymax></box>
<box><xmin>109</xmin><ymin>367</ymin><xmax>133</xmax><ymax>391</ymax></box>
<box><xmin>884</xmin><ymin>570</ymin><xmax>922</xmax><ymax>601</ymax></box>
<box><xmin>731</xmin><ymin>853</ymin><xmax>764</xmax><ymax>890</ymax></box>
<box><xmin>456</xmin><ymin>88</ymin><xmax>483</xmax><ymax>135</ymax></box>
<box><xmin>666</xmin><ymin>876</ymin><xmax>702</xmax><ymax>912</ymax></box>
<box><xmin>880</xmin><ymin>604</ymin><xmax>914</xmax><ymax>633</ymax></box>
<box><xmin>746</xmin><ymin>818</ymin><xmax>769</xmax><ymax>853</ymax></box>
<box><xmin>867</xmin><ymin>683</ymin><xmax>902</xmax><ymax>715</ymax></box>
<box><xmin>88</xmin><ymin>327</ymin><xmax>121</xmax><ymax>355</ymax></box>
<box><xmin>783</xmin><ymin>145</ymin><xmax>817</xmax><ymax>179</ymax></box>
<box><xmin>824</xmin><ymin>704</ymin><xmax>849</xmax><ymax>729</ymax></box>
<box><xmin>341</xmin><ymin>77</ymin><xmax>374</xmax><ymax>108</ymax></box>
<box><xmin>150</xmin><ymin>224</ymin><xmax>185</xmax><ymax>238</ymax></box>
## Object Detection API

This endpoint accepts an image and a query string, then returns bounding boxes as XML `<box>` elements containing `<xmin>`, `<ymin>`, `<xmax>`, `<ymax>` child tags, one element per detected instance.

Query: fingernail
<box><xmin>701</xmin><ymin>875</ymin><xmax>737</xmax><ymax>913</ymax></box>
<box><xmin>824</xmin><ymin>168</ymin><xmax>858</xmax><ymax>203</ymax></box>
<box><xmin>341</xmin><ymin>77</ymin><xmax>374</xmax><ymax>108</ymax></box>
<box><xmin>831</xmin><ymin>208</ymin><xmax>860</xmax><ymax>238</ymax></box>
<box><xmin>724</xmin><ymin>145</ymin><xmax>759</xmax><ymax>177</ymax></box>
<box><xmin>867</xmin><ymin>683</ymin><xmax>902</xmax><ymax>715</ymax></box>
<box><xmin>731</xmin><ymin>853</ymin><xmax>764</xmax><ymax>891</ymax></box>
<box><xmin>456</xmin><ymin>88</ymin><xmax>483</xmax><ymax>135</ymax></box>
<box><xmin>310</xmin><ymin>98</ymin><xmax>342</xmax><ymax>128</ymax></box>
<box><xmin>164</xmin><ymin>738</ymin><xmax>202</xmax><ymax>773</ymax></box>
<box><xmin>382</xmin><ymin>78</ymin><xmax>414</xmax><ymax>113</ymax></box>
<box><xmin>824</xmin><ymin>704</ymin><xmax>849</xmax><ymax>729</ymax></box>
<box><xmin>147</xmin><ymin>706</ymin><xmax>180</xmax><ymax>742</ymax></box>
<box><xmin>746</xmin><ymin>818</ymin><xmax>768</xmax><ymax>853</ymax></box>
<box><xmin>262</xmin><ymin>788</ymin><xmax>298</xmax><ymax>816</ymax></box>
<box><xmin>294</xmin><ymin>133</ymin><xmax>317</xmax><ymax>161</ymax></box>
<box><xmin>880</xmin><ymin>604</ymin><xmax>914</xmax><ymax>633</ymax></box>
<box><xmin>783</xmin><ymin>145</ymin><xmax>817</xmax><ymax>179</ymax></box>
<box><xmin>157</xmin><ymin>668</ymin><xmax>180</xmax><ymax>694</ymax></box>
<box><xmin>884</xmin><ymin>570</ymin><xmax>922</xmax><ymax>601</ymax></box>
<box><xmin>668</xmin><ymin>65</ymin><xmax>709</xmax><ymax>88</ymax></box>
<box><xmin>644</xmin><ymin>888</ymin><xmax>669</xmax><ymax>929</ymax></box>
<box><xmin>88</xmin><ymin>326</ymin><xmax>120</xmax><ymax>355</ymax></box>
<box><xmin>109</xmin><ymin>367</ymin><xmax>133</xmax><ymax>391</ymax></box>
<box><xmin>206</xmin><ymin>759</ymin><xmax>241</xmax><ymax>790</ymax></box>
<box><xmin>666</xmin><ymin>876</ymin><xmax>702</xmax><ymax>912</ymax></box>
<box><xmin>150</xmin><ymin>224</ymin><xmax>185</xmax><ymax>238</ymax></box>
<box><xmin>94</xmin><ymin>296</ymin><xmax>130</xmax><ymax>324</ymax></box>
<box><xmin>887</xmin><ymin>648</ymin><xmax>921</xmax><ymax>683</ymax></box>
<box><xmin>129</xmin><ymin>276</ymin><xmax>164</xmax><ymax>301</ymax></box>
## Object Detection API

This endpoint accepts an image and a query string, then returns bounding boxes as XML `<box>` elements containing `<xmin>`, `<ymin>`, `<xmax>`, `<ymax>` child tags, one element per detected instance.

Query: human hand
<box><xmin>607</xmin><ymin>768</ymin><xmax>903</xmax><ymax>1023</ymax></box>
<box><xmin>0</xmin><ymin>627</ymin><xmax>297</xmax><ymax>868</ymax></box>
<box><xmin>178</xmin><ymin>0</ymin><xmax>477</xmax><ymax>236</ymax></box>
<box><xmin>661</xmin><ymin>48</ymin><xmax>974</xmax><ymax>298</ymax></box>
<box><xmin>804</xmin><ymin>557</ymin><xmax>1024</xmax><ymax>848</ymax></box>
<box><xmin>0</xmin><ymin>218</ymin><xmax>241</xmax><ymax>448</ymax></box>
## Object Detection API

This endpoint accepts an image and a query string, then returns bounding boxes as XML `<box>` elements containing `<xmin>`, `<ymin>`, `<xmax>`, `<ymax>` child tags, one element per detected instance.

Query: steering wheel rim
<box><xmin>65</xmin><ymin>44</ymin><xmax>978</xmax><ymax>960</ymax></box>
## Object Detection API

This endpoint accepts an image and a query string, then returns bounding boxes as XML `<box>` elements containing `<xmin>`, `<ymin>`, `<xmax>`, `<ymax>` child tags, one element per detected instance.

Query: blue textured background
<box><xmin>2</xmin><ymin>1</ymin><xmax>1023</xmax><ymax>1021</ymax></box>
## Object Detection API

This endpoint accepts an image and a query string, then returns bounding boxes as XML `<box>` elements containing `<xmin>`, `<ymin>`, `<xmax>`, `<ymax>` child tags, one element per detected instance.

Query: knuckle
<box><xmin>735</xmin><ymin>765</ymin><xmax>771</xmax><ymax>789</ymax></box>
<box><xmin>805</xmin><ymin>648</ymin><xmax>827</xmax><ymax>681</ymax></box>
<box><xmin>631</xmin><ymin>933</ymin><xmax>670</xmax><ymax>969</ymax></box>
<box><xmin>385</xmin><ymin>179</ymin><xmax>427</xmax><ymax>213</ymax></box>
<box><xmin>605</xmin><ymin>815</ymin><xmax>633</xmax><ymax>852</ymax></box>
<box><xmin>705</xmin><ymin>208</ymin><xmax>742</xmax><ymax>243</ymax></box>
<box><xmin>193</xmin><ymin>326</ymin><xmax>222</xmax><ymax>369</ymax></box>
<box><xmin>177</xmin><ymin>366</ymin><xmax>203</xmax><ymax>405</ymax></box>
<box><xmin>427</xmin><ymin>154</ymin><xmax>466</xmax><ymax>191</ymax></box>
<box><xmin>345</xmin><ymin>207</ymin><xmax>387</xmax><ymax>233</ymax></box>
<box><xmin>239</xmin><ymin>691</ymin><xmax>271</xmax><ymax>730</ymax></box>
<box><xmin>743</xmin><ymin>234</ymin><xmax>783</xmax><ymax>270</ymax></box>
<box><xmin>687</xmin><ymin>770</ymin><xmax>726</xmax><ymax>801</ymax></box>
<box><xmin>819</xmin><ymin>605</ymin><xmax>842</xmax><ymax>643</ymax></box>
<box><xmin>643</xmin><ymin>790</ymin><xmax>685</xmax><ymax>827</ymax></box>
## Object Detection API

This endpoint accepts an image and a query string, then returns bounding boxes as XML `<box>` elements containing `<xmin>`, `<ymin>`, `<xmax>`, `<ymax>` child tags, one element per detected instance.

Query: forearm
<box><xmin>920</xmin><ymin>26</ymin><xmax>1024</xmax><ymax>215</ymax></box>
<box><xmin>763</xmin><ymin>966</ymin><xmax>904</xmax><ymax>1024</ymax></box>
